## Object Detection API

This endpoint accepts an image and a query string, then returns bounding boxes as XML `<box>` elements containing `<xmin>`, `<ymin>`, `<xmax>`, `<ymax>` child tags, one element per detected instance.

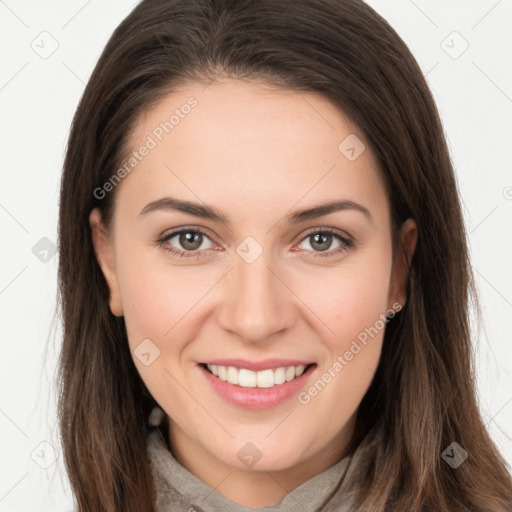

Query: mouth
<box><xmin>200</xmin><ymin>362</ymin><xmax>317</xmax><ymax>389</ymax></box>
<box><xmin>198</xmin><ymin>361</ymin><xmax>317</xmax><ymax>410</ymax></box>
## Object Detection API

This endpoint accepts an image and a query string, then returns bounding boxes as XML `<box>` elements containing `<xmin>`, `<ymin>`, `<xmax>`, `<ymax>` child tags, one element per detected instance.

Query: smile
<box><xmin>204</xmin><ymin>363</ymin><xmax>311</xmax><ymax>388</ymax></box>
<box><xmin>199</xmin><ymin>361</ymin><xmax>317</xmax><ymax>410</ymax></box>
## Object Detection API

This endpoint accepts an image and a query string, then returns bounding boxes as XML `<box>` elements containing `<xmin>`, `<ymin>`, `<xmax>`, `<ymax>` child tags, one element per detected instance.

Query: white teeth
<box><xmin>227</xmin><ymin>366</ymin><xmax>239</xmax><ymax>385</ymax></box>
<box><xmin>217</xmin><ymin>366</ymin><xmax>227</xmax><ymax>381</ymax></box>
<box><xmin>239</xmin><ymin>368</ymin><xmax>257</xmax><ymax>387</ymax></box>
<box><xmin>256</xmin><ymin>369</ymin><xmax>274</xmax><ymax>388</ymax></box>
<box><xmin>205</xmin><ymin>363</ymin><xmax>309</xmax><ymax>388</ymax></box>
<box><xmin>274</xmin><ymin>367</ymin><xmax>286</xmax><ymax>385</ymax></box>
<box><xmin>285</xmin><ymin>366</ymin><xmax>296</xmax><ymax>382</ymax></box>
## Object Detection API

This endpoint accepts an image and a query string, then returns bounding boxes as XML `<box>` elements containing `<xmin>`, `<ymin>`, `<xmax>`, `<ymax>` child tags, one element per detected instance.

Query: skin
<box><xmin>90</xmin><ymin>78</ymin><xmax>417</xmax><ymax>507</ymax></box>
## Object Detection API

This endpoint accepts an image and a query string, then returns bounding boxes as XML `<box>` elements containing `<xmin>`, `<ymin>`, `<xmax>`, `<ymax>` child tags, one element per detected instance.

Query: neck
<box><xmin>166</xmin><ymin>415</ymin><xmax>356</xmax><ymax>508</ymax></box>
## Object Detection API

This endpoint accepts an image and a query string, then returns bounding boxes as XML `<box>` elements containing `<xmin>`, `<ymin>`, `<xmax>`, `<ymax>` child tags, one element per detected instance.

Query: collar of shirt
<box><xmin>146</xmin><ymin>409</ymin><xmax>366</xmax><ymax>512</ymax></box>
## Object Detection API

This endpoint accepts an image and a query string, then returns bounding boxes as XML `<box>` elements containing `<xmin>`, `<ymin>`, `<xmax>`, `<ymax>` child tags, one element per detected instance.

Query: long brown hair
<box><xmin>57</xmin><ymin>0</ymin><xmax>512</xmax><ymax>510</ymax></box>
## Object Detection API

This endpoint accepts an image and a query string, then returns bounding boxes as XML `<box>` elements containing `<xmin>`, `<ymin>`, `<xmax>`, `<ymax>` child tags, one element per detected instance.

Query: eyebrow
<box><xmin>139</xmin><ymin>196</ymin><xmax>373</xmax><ymax>225</ymax></box>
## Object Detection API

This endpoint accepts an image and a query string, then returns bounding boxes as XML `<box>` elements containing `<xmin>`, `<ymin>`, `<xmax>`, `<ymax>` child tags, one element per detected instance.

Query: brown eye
<box><xmin>309</xmin><ymin>233</ymin><xmax>334</xmax><ymax>252</ymax></box>
<box><xmin>178</xmin><ymin>231</ymin><xmax>203</xmax><ymax>251</ymax></box>
<box><xmin>296</xmin><ymin>229</ymin><xmax>354</xmax><ymax>258</ymax></box>
<box><xmin>158</xmin><ymin>228</ymin><xmax>215</xmax><ymax>257</ymax></box>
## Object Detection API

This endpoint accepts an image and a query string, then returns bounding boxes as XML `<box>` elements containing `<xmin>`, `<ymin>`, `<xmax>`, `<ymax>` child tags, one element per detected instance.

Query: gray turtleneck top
<box><xmin>146</xmin><ymin>408</ymin><xmax>368</xmax><ymax>511</ymax></box>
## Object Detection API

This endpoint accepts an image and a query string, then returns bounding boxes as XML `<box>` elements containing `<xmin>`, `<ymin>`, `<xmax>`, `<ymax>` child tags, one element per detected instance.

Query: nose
<box><xmin>216</xmin><ymin>249</ymin><xmax>294</xmax><ymax>344</ymax></box>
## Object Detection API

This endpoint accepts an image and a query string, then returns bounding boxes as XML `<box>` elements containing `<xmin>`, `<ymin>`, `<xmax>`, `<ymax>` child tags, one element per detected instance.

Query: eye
<box><xmin>157</xmin><ymin>226</ymin><xmax>355</xmax><ymax>260</ymax></box>
<box><xmin>295</xmin><ymin>228</ymin><xmax>354</xmax><ymax>258</ymax></box>
<box><xmin>157</xmin><ymin>227</ymin><xmax>216</xmax><ymax>258</ymax></box>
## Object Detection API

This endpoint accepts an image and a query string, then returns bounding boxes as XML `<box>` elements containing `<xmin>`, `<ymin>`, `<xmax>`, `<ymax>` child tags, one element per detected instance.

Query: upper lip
<box><xmin>200</xmin><ymin>358</ymin><xmax>315</xmax><ymax>371</ymax></box>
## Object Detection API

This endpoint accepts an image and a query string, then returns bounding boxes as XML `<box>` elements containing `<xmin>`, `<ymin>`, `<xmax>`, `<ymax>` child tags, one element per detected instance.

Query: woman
<box><xmin>57</xmin><ymin>0</ymin><xmax>512</xmax><ymax>510</ymax></box>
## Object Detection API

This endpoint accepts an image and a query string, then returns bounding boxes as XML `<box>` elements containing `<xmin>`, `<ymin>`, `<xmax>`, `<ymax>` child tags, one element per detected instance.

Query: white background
<box><xmin>0</xmin><ymin>1</ymin><xmax>511</xmax><ymax>510</ymax></box>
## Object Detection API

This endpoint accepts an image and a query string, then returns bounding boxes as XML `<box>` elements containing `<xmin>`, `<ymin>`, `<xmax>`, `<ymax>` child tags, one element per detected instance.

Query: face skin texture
<box><xmin>90</xmin><ymin>77</ymin><xmax>417</xmax><ymax>507</ymax></box>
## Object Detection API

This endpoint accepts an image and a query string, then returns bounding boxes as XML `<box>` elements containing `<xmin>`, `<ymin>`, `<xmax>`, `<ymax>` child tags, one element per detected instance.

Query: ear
<box><xmin>388</xmin><ymin>218</ymin><xmax>417</xmax><ymax>310</ymax></box>
<box><xmin>89</xmin><ymin>208</ymin><xmax>123</xmax><ymax>317</ymax></box>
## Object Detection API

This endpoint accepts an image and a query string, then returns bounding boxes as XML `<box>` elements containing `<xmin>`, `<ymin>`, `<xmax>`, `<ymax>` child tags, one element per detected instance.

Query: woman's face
<box><xmin>91</xmin><ymin>78</ymin><xmax>416</xmax><ymax>476</ymax></box>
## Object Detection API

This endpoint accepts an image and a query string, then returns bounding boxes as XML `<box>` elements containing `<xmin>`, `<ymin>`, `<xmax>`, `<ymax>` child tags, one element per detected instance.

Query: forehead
<box><xmin>117</xmin><ymin>78</ymin><xmax>388</xmax><ymax>223</ymax></box>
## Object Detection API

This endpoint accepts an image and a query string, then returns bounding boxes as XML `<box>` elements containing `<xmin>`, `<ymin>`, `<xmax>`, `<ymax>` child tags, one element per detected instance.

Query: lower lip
<box><xmin>199</xmin><ymin>363</ymin><xmax>317</xmax><ymax>410</ymax></box>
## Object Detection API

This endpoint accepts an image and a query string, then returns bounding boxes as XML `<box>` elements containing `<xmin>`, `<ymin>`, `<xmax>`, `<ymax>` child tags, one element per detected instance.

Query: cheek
<box><xmin>116</xmin><ymin>242</ymin><xmax>211</xmax><ymax>341</ymax></box>
<box><xmin>294</xmin><ymin>249</ymin><xmax>393</xmax><ymax>349</ymax></box>
<box><xmin>292</xmin><ymin>247</ymin><xmax>392</xmax><ymax>412</ymax></box>
<box><xmin>115</xmin><ymin>255</ymin><xmax>206</xmax><ymax>412</ymax></box>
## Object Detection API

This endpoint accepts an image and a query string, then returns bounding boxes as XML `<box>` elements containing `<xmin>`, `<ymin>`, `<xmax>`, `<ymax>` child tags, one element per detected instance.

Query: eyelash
<box><xmin>156</xmin><ymin>227</ymin><xmax>355</xmax><ymax>259</ymax></box>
